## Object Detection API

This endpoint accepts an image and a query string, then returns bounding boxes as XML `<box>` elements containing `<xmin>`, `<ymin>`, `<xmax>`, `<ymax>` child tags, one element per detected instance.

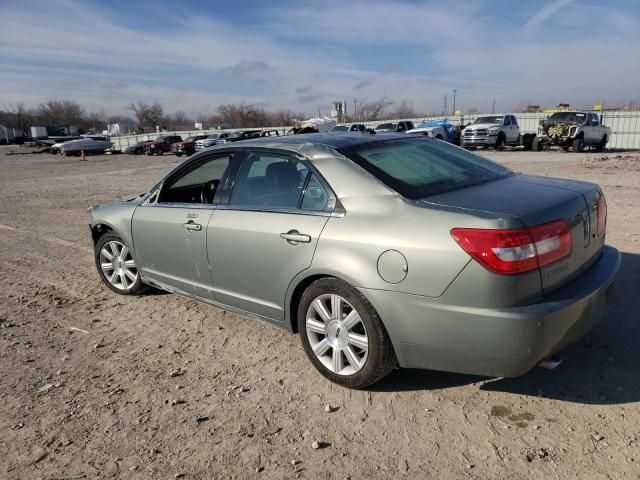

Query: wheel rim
<box><xmin>99</xmin><ymin>240</ymin><xmax>138</xmax><ymax>291</ymax></box>
<box><xmin>306</xmin><ymin>294</ymin><xmax>368</xmax><ymax>376</ymax></box>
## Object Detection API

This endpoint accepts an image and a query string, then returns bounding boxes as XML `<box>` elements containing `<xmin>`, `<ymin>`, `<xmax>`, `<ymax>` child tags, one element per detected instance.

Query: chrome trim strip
<box><xmin>138</xmin><ymin>201</ymin><xmax>345</xmax><ymax>217</ymax></box>
<box><xmin>215</xmin><ymin>204</ymin><xmax>337</xmax><ymax>217</ymax></box>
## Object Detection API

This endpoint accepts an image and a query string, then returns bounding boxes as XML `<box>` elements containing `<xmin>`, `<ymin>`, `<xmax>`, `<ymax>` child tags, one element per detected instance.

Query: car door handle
<box><xmin>183</xmin><ymin>222</ymin><xmax>202</xmax><ymax>232</ymax></box>
<box><xmin>280</xmin><ymin>230</ymin><xmax>311</xmax><ymax>244</ymax></box>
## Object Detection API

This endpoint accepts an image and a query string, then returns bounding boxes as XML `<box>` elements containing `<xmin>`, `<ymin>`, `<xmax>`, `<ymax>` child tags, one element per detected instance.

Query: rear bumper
<box><xmin>361</xmin><ymin>245</ymin><xmax>621</xmax><ymax>377</ymax></box>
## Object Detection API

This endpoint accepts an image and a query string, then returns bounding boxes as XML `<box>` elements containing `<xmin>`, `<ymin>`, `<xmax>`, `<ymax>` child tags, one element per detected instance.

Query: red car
<box><xmin>144</xmin><ymin>135</ymin><xmax>183</xmax><ymax>156</ymax></box>
<box><xmin>170</xmin><ymin>134</ymin><xmax>209</xmax><ymax>157</ymax></box>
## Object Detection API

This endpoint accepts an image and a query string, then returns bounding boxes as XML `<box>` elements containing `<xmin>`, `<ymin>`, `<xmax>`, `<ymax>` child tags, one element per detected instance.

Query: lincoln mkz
<box><xmin>89</xmin><ymin>134</ymin><xmax>620</xmax><ymax>388</ymax></box>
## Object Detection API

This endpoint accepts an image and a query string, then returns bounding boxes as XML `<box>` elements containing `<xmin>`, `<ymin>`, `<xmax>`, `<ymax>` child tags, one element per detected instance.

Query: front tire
<box><xmin>532</xmin><ymin>136</ymin><xmax>542</xmax><ymax>151</ymax></box>
<box><xmin>298</xmin><ymin>278</ymin><xmax>396</xmax><ymax>388</ymax></box>
<box><xmin>95</xmin><ymin>233</ymin><xmax>145</xmax><ymax>295</ymax></box>
<box><xmin>494</xmin><ymin>134</ymin><xmax>505</xmax><ymax>151</ymax></box>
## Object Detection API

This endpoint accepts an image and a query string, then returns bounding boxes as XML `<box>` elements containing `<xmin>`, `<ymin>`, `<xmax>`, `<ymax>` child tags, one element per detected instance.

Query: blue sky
<box><xmin>0</xmin><ymin>0</ymin><xmax>638</xmax><ymax>117</ymax></box>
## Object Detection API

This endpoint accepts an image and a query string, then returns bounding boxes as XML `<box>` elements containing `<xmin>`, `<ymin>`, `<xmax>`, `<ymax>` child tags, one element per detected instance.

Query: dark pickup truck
<box><xmin>145</xmin><ymin>135</ymin><xmax>183</xmax><ymax>155</ymax></box>
<box><xmin>170</xmin><ymin>134</ymin><xmax>209</xmax><ymax>157</ymax></box>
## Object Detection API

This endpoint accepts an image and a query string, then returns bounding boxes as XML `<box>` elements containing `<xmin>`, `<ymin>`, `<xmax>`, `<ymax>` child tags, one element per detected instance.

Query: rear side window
<box><xmin>301</xmin><ymin>173</ymin><xmax>329</xmax><ymax>211</ymax></box>
<box><xmin>340</xmin><ymin>138</ymin><xmax>512</xmax><ymax>200</ymax></box>
<box><xmin>230</xmin><ymin>153</ymin><xmax>307</xmax><ymax>209</ymax></box>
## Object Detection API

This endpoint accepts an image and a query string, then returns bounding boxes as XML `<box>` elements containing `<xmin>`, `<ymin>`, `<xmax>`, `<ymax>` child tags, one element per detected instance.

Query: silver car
<box><xmin>89</xmin><ymin>134</ymin><xmax>620</xmax><ymax>388</ymax></box>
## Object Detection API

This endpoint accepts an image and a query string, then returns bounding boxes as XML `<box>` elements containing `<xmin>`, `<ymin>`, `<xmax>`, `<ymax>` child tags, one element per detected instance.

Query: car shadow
<box><xmin>371</xmin><ymin>251</ymin><xmax>640</xmax><ymax>405</ymax></box>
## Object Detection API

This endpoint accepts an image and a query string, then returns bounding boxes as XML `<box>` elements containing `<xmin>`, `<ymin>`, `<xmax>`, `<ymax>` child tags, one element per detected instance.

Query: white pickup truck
<box><xmin>461</xmin><ymin>114</ymin><xmax>520</xmax><ymax>150</ymax></box>
<box><xmin>534</xmin><ymin>111</ymin><xmax>610</xmax><ymax>152</ymax></box>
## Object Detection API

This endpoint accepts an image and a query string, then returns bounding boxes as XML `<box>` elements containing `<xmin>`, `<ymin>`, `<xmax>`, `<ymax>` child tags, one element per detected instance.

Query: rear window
<box><xmin>340</xmin><ymin>138</ymin><xmax>512</xmax><ymax>200</ymax></box>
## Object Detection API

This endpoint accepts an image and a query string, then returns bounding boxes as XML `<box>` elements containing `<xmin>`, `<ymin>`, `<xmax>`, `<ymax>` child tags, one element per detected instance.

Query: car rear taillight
<box><xmin>451</xmin><ymin>220</ymin><xmax>571</xmax><ymax>275</ymax></box>
<box><xmin>596</xmin><ymin>195</ymin><xmax>607</xmax><ymax>235</ymax></box>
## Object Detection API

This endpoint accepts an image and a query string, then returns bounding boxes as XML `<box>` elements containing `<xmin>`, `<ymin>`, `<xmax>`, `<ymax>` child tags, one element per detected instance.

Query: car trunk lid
<box><xmin>423</xmin><ymin>174</ymin><xmax>605</xmax><ymax>293</ymax></box>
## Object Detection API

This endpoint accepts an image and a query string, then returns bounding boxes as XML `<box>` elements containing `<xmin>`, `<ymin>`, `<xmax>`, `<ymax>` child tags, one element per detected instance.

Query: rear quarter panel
<box><xmin>310</xmin><ymin>195</ymin><xmax>514</xmax><ymax>297</ymax></box>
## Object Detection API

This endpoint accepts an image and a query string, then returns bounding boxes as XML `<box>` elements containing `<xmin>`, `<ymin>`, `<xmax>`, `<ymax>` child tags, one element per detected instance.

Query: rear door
<box><xmin>132</xmin><ymin>151</ymin><xmax>239</xmax><ymax>297</ymax></box>
<box><xmin>207</xmin><ymin>150</ymin><xmax>333</xmax><ymax>320</ymax></box>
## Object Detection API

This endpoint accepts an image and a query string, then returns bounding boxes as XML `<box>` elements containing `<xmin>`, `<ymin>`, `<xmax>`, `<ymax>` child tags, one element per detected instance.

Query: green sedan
<box><xmin>89</xmin><ymin>133</ymin><xmax>620</xmax><ymax>388</ymax></box>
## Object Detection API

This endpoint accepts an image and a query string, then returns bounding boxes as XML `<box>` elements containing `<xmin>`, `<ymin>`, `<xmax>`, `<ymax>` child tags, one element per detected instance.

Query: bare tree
<box><xmin>216</xmin><ymin>103</ymin><xmax>272</xmax><ymax>128</ymax></box>
<box><xmin>357</xmin><ymin>98</ymin><xmax>394</xmax><ymax>121</ymax></box>
<box><xmin>169</xmin><ymin>110</ymin><xmax>191</xmax><ymax>126</ymax></box>
<box><xmin>389</xmin><ymin>100</ymin><xmax>416</xmax><ymax>119</ymax></box>
<box><xmin>127</xmin><ymin>101</ymin><xmax>164</xmax><ymax>128</ymax></box>
<box><xmin>37</xmin><ymin>99</ymin><xmax>85</xmax><ymax>125</ymax></box>
<box><xmin>9</xmin><ymin>102</ymin><xmax>33</xmax><ymax>132</ymax></box>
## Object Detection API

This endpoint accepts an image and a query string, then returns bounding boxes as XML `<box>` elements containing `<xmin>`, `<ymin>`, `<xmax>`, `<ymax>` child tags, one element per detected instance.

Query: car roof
<box><xmin>228</xmin><ymin>132</ymin><xmax>408</xmax><ymax>151</ymax></box>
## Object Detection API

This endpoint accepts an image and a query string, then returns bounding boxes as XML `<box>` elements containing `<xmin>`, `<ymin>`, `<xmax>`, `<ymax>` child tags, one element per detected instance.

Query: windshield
<box><xmin>331</xmin><ymin>126</ymin><xmax>349</xmax><ymax>132</ymax></box>
<box><xmin>207</xmin><ymin>134</ymin><xmax>220</xmax><ymax>140</ymax></box>
<box><xmin>474</xmin><ymin>116</ymin><xmax>504</xmax><ymax>125</ymax></box>
<box><xmin>154</xmin><ymin>136</ymin><xmax>164</xmax><ymax>142</ymax></box>
<box><xmin>185</xmin><ymin>137</ymin><xmax>195</xmax><ymax>142</ymax></box>
<box><xmin>339</xmin><ymin>138</ymin><xmax>512</xmax><ymax>200</ymax></box>
<box><xmin>376</xmin><ymin>123</ymin><xmax>396</xmax><ymax>130</ymax></box>
<box><xmin>548</xmin><ymin>112</ymin><xmax>587</xmax><ymax>123</ymax></box>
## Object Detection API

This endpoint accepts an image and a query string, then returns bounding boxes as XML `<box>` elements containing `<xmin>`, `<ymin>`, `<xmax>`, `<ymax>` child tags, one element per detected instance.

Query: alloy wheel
<box><xmin>99</xmin><ymin>240</ymin><xmax>138</xmax><ymax>291</ymax></box>
<box><xmin>305</xmin><ymin>294</ymin><xmax>369</xmax><ymax>375</ymax></box>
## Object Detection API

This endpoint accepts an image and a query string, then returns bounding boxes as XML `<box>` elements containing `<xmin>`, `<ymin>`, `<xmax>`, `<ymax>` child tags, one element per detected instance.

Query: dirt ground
<box><xmin>1</xmin><ymin>144</ymin><xmax>639</xmax><ymax>480</ymax></box>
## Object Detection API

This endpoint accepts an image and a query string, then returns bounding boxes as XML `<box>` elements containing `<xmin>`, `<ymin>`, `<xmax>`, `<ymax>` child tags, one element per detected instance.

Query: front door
<box><xmin>207</xmin><ymin>150</ymin><xmax>333</xmax><ymax>320</ymax></box>
<box><xmin>132</xmin><ymin>152</ymin><xmax>235</xmax><ymax>297</ymax></box>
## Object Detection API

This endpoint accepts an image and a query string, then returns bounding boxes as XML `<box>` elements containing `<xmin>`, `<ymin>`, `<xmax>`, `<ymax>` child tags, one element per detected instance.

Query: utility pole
<box><xmin>443</xmin><ymin>95</ymin><xmax>448</xmax><ymax>116</ymax></box>
<box><xmin>353</xmin><ymin>99</ymin><xmax>358</xmax><ymax>122</ymax></box>
<box><xmin>492</xmin><ymin>98</ymin><xmax>496</xmax><ymax>114</ymax></box>
<box><xmin>452</xmin><ymin>89</ymin><xmax>457</xmax><ymax>115</ymax></box>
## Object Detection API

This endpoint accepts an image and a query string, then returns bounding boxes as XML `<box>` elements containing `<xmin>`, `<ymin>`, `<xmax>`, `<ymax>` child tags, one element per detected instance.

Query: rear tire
<box><xmin>572</xmin><ymin>136</ymin><xmax>585</xmax><ymax>152</ymax></box>
<box><xmin>298</xmin><ymin>278</ymin><xmax>397</xmax><ymax>389</ymax></box>
<box><xmin>595</xmin><ymin>135</ymin><xmax>607</xmax><ymax>152</ymax></box>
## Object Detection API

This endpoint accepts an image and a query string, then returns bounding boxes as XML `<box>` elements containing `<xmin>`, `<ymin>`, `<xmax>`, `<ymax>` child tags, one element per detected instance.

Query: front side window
<box><xmin>230</xmin><ymin>153</ymin><xmax>309</xmax><ymax>209</ymax></box>
<box><xmin>340</xmin><ymin>138</ymin><xmax>512</xmax><ymax>200</ymax></box>
<box><xmin>158</xmin><ymin>154</ymin><xmax>232</xmax><ymax>204</ymax></box>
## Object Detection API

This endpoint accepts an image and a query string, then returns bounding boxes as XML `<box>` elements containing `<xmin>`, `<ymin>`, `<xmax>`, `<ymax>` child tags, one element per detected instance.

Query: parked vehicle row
<box><xmin>84</xmin><ymin>110</ymin><xmax>612</xmax><ymax>157</ymax></box>
<box><xmin>133</xmin><ymin>130</ymin><xmax>284</xmax><ymax>156</ymax></box>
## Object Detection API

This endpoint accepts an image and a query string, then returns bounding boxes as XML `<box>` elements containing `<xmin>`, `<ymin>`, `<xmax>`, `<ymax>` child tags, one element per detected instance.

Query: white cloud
<box><xmin>0</xmin><ymin>0</ymin><xmax>638</xmax><ymax>116</ymax></box>
<box><xmin>524</xmin><ymin>0</ymin><xmax>574</xmax><ymax>36</ymax></box>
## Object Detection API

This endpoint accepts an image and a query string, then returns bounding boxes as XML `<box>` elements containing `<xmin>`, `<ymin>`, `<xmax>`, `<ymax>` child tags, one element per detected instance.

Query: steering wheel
<box><xmin>200</xmin><ymin>179</ymin><xmax>219</xmax><ymax>204</ymax></box>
